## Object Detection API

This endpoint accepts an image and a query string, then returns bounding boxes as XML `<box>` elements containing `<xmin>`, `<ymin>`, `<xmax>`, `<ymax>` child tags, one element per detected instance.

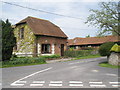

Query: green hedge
<box><xmin>99</xmin><ymin>42</ymin><xmax>114</xmax><ymax>56</ymax></box>
<box><xmin>41</xmin><ymin>54</ymin><xmax>61</xmax><ymax>59</ymax></box>
<box><xmin>2</xmin><ymin>57</ymin><xmax>46</xmax><ymax>65</ymax></box>
<box><xmin>64</xmin><ymin>50</ymin><xmax>96</xmax><ymax>57</ymax></box>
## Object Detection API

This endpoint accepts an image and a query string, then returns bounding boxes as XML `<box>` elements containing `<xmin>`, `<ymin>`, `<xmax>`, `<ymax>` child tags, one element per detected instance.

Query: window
<box><xmin>19</xmin><ymin>27</ymin><xmax>24</xmax><ymax>39</ymax></box>
<box><xmin>42</xmin><ymin>44</ymin><xmax>51</xmax><ymax>54</ymax></box>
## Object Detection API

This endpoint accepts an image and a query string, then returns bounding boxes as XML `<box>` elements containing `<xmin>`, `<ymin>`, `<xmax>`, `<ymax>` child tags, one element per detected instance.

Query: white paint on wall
<box><xmin>37</xmin><ymin>43</ymin><xmax>41</xmax><ymax>56</ymax></box>
<box><xmin>52</xmin><ymin>44</ymin><xmax>55</xmax><ymax>54</ymax></box>
<box><xmin>41</xmin><ymin>54</ymin><xmax>54</xmax><ymax>56</ymax></box>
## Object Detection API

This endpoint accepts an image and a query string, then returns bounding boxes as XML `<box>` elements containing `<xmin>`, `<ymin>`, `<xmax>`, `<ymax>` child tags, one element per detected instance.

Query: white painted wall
<box><xmin>37</xmin><ymin>43</ymin><xmax>41</xmax><ymax>56</ymax></box>
<box><xmin>52</xmin><ymin>44</ymin><xmax>55</xmax><ymax>54</ymax></box>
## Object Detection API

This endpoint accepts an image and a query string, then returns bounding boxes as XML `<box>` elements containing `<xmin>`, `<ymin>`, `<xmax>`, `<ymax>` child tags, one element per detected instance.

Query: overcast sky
<box><xmin>1</xmin><ymin>0</ymin><xmax>118</xmax><ymax>39</ymax></box>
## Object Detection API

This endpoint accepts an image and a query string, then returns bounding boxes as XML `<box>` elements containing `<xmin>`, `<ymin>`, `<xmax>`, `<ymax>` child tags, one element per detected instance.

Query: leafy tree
<box><xmin>2</xmin><ymin>19</ymin><xmax>16</xmax><ymax>61</ymax></box>
<box><xmin>85</xmin><ymin>2</ymin><xmax>119</xmax><ymax>36</ymax></box>
<box><xmin>99</xmin><ymin>42</ymin><xmax>114</xmax><ymax>57</ymax></box>
<box><xmin>86</xmin><ymin>35</ymin><xmax>90</xmax><ymax>38</ymax></box>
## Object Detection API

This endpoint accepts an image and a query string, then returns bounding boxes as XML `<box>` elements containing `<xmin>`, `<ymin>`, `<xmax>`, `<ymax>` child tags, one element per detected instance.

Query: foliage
<box><xmin>2</xmin><ymin>19</ymin><xmax>16</xmax><ymax>61</ymax></box>
<box><xmin>2</xmin><ymin>57</ymin><xmax>46</xmax><ymax>68</ymax></box>
<box><xmin>99</xmin><ymin>61</ymin><xmax>120</xmax><ymax>68</ymax></box>
<box><xmin>86</xmin><ymin>35</ymin><xmax>90</xmax><ymax>38</ymax></box>
<box><xmin>110</xmin><ymin>44</ymin><xmax>120</xmax><ymax>52</ymax></box>
<box><xmin>64</xmin><ymin>50</ymin><xmax>96</xmax><ymax>57</ymax></box>
<box><xmin>82</xmin><ymin>47</ymin><xmax>95</xmax><ymax>50</ymax></box>
<box><xmin>99</xmin><ymin>42</ymin><xmax>114</xmax><ymax>56</ymax></box>
<box><xmin>40</xmin><ymin>54</ymin><xmax>61</xmax><ymax>60</ymax></box>
<box><xmin>85</xmin><ymin>2</ymin><xmax>119</xmax><ymax>36</ymax></box>
<box><xmin>69</xmin><ymin>47</ymin><xmax>74</xmax><ymax>51</ymax></box>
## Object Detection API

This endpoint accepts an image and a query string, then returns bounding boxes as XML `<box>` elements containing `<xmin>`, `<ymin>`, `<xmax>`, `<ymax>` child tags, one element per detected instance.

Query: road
<box><xmin>2</xmin><ymin>57</ymin><xmax>119</xmax><ymax>88</ymax></box>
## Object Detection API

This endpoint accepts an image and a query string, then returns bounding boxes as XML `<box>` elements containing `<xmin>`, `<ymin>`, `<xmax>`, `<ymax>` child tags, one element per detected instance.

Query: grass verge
<box><xmin>99</xmin><ymin>62</ymin><xmax>120</xmax><ymax>68</ymax></box>
<box><xmin>65</xmin><ymin>54</ymin><xmax>101</xmax><ymax>62</ymax></box>
<box><xmin>0</xmin><ymin>62</ymin><xmax>46</xmax><ymax>68</ymax></box>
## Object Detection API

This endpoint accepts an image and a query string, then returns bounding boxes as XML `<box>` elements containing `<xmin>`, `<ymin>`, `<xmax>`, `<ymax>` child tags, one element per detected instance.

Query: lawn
<box><xmin>99</xmin><ymin>62</ymin><xmax>120</xmax><ymax>68</ymax></box>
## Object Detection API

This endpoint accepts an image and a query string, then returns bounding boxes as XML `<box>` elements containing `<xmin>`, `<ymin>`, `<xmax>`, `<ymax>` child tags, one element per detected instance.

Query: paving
<box><xmin>2</xmin><ymin>57</ymin><xmax>119</xmax><ymax>88</ymax></box>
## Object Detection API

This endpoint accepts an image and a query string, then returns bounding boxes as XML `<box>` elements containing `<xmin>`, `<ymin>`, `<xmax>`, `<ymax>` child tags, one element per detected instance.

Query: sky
<box><xmin>1</xmin><ymin>0</ymin><xmax>118</xmax><ymax>39</ymax></box>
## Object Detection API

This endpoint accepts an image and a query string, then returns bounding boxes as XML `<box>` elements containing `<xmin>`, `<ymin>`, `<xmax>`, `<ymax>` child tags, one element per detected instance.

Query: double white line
<box><xmin>49</xmin><ymin>81</ymin><xmax>62</xmax><ymax>87</ymax></box>
<box><xmin>89</xmin><ymin>82</ymin><xmax>106</xmax><ymax>88</ymax></box>
<box><xmin>30</xmin><ymin>81</ymin><xmax>45</xmax><ymax>87</ymax></box>
<box><xmin>69</xmin><ymin>81</ymin><xmax>83</xmax><ymax>87</ymax></box>
<box><xmin>109</xmin><ymin>82</ymin><xmax>120</xmax><ymax>87</ymax></box>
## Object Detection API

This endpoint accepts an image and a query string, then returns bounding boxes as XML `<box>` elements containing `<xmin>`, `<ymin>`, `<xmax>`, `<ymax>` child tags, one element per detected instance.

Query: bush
<box><xmin>3</xmin><ymin>57</ymin><xmax>46</xmax><ymax>66</ymax></box>
<box><xmin>110</xmin><ymin>44</ymin><xmax>120</xmax><ymax>53</ymax></box>
<box><xmin>64</xmin><ymin>50</ymin><xmax>95</xmax><ymax>57</ymax></box>
<box><xmin>99</xmin><ymin>42</ymin><xmax>114</xmax><ymax>56</ymax></box>
<box><xmin>41</xmin><ymin>54</ymin><xmax>61</xmax><ymax>60</ymax></box>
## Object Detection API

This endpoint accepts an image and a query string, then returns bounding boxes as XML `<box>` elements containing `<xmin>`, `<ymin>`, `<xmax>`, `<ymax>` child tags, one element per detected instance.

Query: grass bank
<box><xmin>99</xmin><ymin>62</ymin><xmax>120</xmax><ymax>68</ymax></box>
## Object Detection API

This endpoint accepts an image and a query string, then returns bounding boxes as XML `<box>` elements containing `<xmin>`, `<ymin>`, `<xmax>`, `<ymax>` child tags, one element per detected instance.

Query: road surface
<box><xmin>2</xmin><ymin>57</ymin><xmax>119</xmax><ymax>88</ymax></box>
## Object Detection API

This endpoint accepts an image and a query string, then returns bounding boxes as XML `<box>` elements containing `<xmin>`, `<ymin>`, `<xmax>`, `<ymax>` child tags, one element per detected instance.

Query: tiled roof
<box><xmin>16</xmin><ymin>16</ymin><xmax>68</xmax><ymax>38</ymax></box>
<box><xmin>68</xmin><ymin>36</ymin><xmax>120</xmax><ymax>46</ymax></box>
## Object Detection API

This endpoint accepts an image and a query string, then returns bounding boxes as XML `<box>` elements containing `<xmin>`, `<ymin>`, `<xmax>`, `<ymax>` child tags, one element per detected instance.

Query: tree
<box><xmin>99</xmin><ymin>42</ymin><xmax>114</xmax><ymax>57</ymax></box>
<box><xmin>86</xmin><ymin>35</ymin><xmax>90</xmax><ymax>38</ymax></box>
<box><xmin>85</xmin><ymin>2</ymin><xmax>120</xmax><ymax>36</ymax></box>
<box><xmin>2</xmin><ymin>19</ymin><xmax>16</xmax><ymax>61</ymax></box>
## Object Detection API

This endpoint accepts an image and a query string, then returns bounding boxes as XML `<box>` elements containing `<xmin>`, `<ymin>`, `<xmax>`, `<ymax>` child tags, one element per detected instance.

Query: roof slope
<box><xmin>16</xmin><ymin>16</ymin><xmax>68</xmax><ymax>38</ymax></box>
<box><xmin>68</xmin><ymin>36</ymin><xmax>120</xmax><ymax>46</ymax></box>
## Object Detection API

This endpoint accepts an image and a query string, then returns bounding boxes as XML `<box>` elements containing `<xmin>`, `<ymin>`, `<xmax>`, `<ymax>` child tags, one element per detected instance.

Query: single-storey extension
<box><xmin>68</xmin><ymin>35</ymin><xmax>120</xmax><ymax>50</ymax></box>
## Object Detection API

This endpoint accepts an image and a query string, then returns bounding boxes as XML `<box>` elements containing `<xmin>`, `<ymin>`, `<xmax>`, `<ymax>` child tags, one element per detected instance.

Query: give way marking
<box><xmin>11</xmin><ymin>67</ymin><xmax>52</xmax><ymax>86</ymax></box>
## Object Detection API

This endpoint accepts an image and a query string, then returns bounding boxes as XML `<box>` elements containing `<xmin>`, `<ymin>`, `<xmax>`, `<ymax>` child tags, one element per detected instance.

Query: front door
<box><xmin>61</xmin><ymin>44</ymin><xmax>64</xmax><ymax>56</ymax></box>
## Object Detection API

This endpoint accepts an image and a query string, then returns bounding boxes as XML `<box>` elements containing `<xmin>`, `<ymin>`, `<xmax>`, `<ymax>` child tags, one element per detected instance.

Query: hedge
<box><xmin>64</xmin><ymin>50</ymin><xmax>97</xmax><ymax>57</ymax></box>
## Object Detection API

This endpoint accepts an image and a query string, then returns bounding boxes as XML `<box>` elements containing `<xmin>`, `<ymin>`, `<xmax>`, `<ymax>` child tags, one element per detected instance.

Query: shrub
<box><xmin>82</xmin><ymin>47</ymin><xmax>95</xmax><ymax>50</ymax></box>
<box><xmin>41</xmin><ymin>54</ymin><xmax>61</xmax><ymax>59</ymax></box>
<box><xmin>3</xmin><ymin>57</ymin><xmax>46</xmax><ymax>66</ymax></box>
<box><xmin>110</xmin><ymin>44</ymin><xmax>120</xmax><ymax>53</ymax></box>
<box><xmin>99</xmin><ymin>42</ymin><xmax>114</xmax><ymax>56</ymax></box>
<box><xmin>64</xmin><ymin>50</ymin><xmax>95</xmax><ymax>57</ymax></box>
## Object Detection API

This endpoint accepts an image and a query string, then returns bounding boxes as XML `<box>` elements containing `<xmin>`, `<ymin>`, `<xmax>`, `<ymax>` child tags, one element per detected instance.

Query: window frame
<box><xmin>41</xmin><ymin>44</ymin><xmax>51</xmax><ymax>54</ymax></box>
<box><xmin>19</xmin><ymin>27</ymin><xmax>24</xmax><ymax>39</ymax></box>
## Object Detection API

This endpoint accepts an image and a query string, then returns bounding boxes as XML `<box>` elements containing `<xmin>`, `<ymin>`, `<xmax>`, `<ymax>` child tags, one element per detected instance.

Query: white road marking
<box><xmin>109</xmin><ymin>82</ymin><xmax>120</xmax><ymax>84</ymax></box>
<box><xmin>89</xmin><ymin>82</ymin><xmax>103</xmax><ymax>84</ymax></box>
<box><xmin>70</xmin><ymin>66</ymin><xmax>78</xmax><ymax>69</ymax></box>
<box><xmin>11</xmin><ymin>81</ymin><xmax>26</xmax><ymax>86</ymax></box>
<box><xmin>90</xmin><ymin>85</ymin><xmax>106</xmax><ymax>87</ymax></box>
<box><xmin>49</xmin><ymin>84</ymin><xmax>62</xmax><ymax>86</ymax></box>
<box><xmin>10</xmin><ymin>67</ymin><xmax>52</xmax><ymax>86</ymax></box>
<box><xmin>33</xmin><ymin>81</ymin><xmax>45</xmax><ymax>83</ymax></box>
<box><xmin>50</xmin><ymin>81</ymin><xmax>62</xmax><ymax>83</ymax></box>
<box><xmin>106</xmin><ymin>73</ymin><xmax>117</xmax><ymax>77</ymax></box>
<box><xmin>69</xmin><ymin>62</ymin><xmax>80</xmax><ymax>65</ymax></box>
<box><xmin>91</xmin><ymin>70</ymin><xmax>99</xmax><ymax>72</ymax></box>
<box><xmin>30</xmin><ymin>84</ymin><xmax>43</xmax><ymax>87</ymax></box>
<box><xmin>69</xmin><ymin>81</ymin><xmax>82</xmax><ymax>84</ymax></box>
<box><xmin>69</xmin><ymin>84</ymin><xmax>83</xmax><ymax>87</ymax></box>
<box><xmin>112</xmin><ymin>85</ymin><xmax>120</xmax><ymax>87</ymax></box>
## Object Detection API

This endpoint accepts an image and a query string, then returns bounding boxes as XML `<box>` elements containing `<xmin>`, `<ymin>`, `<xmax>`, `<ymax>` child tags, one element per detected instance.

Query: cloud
<box><xmin>2</xmin><ymin>1</ymin><xmax>99</xmax><ymax>38</ymax></box>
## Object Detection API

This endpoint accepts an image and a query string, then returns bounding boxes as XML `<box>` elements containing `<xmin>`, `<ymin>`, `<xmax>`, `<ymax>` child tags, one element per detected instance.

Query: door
<box><xmin>61</xmin><ymin>44</ymin><xmax>64</xmax><ymax>56</ymax></box>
